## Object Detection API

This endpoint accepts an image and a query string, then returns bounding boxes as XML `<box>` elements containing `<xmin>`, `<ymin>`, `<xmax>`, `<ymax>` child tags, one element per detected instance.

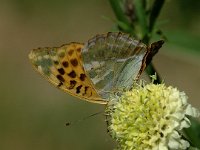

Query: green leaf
<box><xmin>109</xmin><ymin>0</ymin><xmax>131</xmax><ymax>28</ymax></box>
<box><xmin>134</xmin><ymin>0</ymin><xmax>148</xmax><ymax>39</ymax></box>
<box><xmin>183</xmin><ymin>117</ymin><xmax>200</xmax><ymax>149</ymax></box>
<box><xmin>146</xmin><ymin>63</ymin><xmax>162</xmax><ymax>84</ymax></box>
<box><xmin>116</xmin><ymin>20</ymin><xmax>134</xmax><ymax>34</ymax></box>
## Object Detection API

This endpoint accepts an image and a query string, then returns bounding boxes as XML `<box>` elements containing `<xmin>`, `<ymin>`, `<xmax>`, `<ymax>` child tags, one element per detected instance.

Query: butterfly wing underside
<box><xmin>29</xmin><ymin>43</ymin><xmax>106</xmax><ymax>104</ymax></box>
<box><xmin>82</xmin><ymin>32</ymin><xmax>148</xmax><ymax>99</ymax></box>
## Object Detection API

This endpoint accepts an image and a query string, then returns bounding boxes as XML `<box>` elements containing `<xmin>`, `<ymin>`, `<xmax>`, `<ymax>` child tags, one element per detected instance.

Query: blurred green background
<box><xmin>0</xmin><ymin>0</ymin><xmax>199</xmax><ymax>150</ymax></box>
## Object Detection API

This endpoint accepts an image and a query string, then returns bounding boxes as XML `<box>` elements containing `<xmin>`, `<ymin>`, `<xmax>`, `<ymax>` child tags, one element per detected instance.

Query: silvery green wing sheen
<box><xmin>82</xmin><ymin>32</ymin><xmax>153</xmax><ymax>100</ymax></box>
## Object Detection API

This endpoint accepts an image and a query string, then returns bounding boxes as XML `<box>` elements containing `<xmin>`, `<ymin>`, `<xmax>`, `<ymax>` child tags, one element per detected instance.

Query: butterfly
<box><xmin>29</xmin><ymin>32</ymin><xmax>164</xmax><ymax>104</ymax></box>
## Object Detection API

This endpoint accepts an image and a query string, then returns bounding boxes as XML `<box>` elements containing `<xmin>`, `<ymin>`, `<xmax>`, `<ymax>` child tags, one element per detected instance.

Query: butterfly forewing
<box><xmin>82</xmin><ymin>32</ymin><xmax>148</xmax><ymax>99</ymax></box>
<box><xmin>29</xmin><ymin>43</ymin><xmax>106</xmax><ymax>104</ymax></box>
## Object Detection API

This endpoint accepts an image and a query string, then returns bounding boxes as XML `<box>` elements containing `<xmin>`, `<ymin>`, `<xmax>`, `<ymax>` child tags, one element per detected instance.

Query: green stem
<box><xmin>109</xmin><ymin>0</ymin><xmax>129</xmax><ymax>25</ymax></box>
<box><xmin>149</xmin><ymin>0</ymin><xmax>165</xmax><ymax>34</ymax></box>
<box><xmin>109</xmin><ymin>0</ymin><xmax>133</xmax><ymax>33</ymax></box>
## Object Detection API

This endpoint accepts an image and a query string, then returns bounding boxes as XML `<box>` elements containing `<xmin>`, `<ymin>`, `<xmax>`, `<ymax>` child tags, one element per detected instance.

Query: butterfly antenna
<box><xmin>66</xmin><ymin>111</ymin><xmax>104</xmax><ymax>126</ymax></box>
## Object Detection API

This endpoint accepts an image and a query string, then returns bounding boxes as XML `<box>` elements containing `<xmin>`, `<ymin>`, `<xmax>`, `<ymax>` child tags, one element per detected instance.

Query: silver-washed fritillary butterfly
<box><xmin>29</xmin><ymin>32</ymin><xmax>164</xmax><ymax>104</ymax></box>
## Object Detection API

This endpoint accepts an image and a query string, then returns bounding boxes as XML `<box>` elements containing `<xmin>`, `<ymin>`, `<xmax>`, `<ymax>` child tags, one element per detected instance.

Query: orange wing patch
<box><xmin>29</xmin><ymin>43</ymin><xmax>106</xmax><ymax>104</ymax></box>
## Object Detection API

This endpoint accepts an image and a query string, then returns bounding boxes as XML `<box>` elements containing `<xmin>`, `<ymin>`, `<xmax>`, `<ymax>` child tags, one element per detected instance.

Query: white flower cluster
<box><xmin>107</xmin><ymin>83</ymin><xmax>200</xmax><ymax>150</ymax></box>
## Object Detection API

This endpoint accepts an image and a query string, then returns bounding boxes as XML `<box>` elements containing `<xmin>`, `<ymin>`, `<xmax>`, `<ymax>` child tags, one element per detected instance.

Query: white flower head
<box><xmin>106</xmin><ymin>83</ymin><xmax>200</xmax><ymax>150</ymax></box>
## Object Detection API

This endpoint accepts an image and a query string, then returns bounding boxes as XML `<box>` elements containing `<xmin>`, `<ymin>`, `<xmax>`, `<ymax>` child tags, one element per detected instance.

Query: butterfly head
<box><xmin>149</xmin><ymin>40</ymin><xmax>164</xmax><ymax>55</ymax></box>
<box><xmin>144</xmin><ymin>40</ymin><xmax>164</xmax><ymax>66</ymax></box>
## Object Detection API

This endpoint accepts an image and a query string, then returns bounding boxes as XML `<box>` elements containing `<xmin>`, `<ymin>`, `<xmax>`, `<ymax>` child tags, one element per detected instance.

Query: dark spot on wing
<box><xmin>68</xmin><ymin>70</ymin><xmax>76</xmax><ymax>78</ymax></box>
<box><xmin>62</xmin><ymin>61</ymin><xmax>69</xmax><ymax>67</ymax></box>
<box><xmin>77</xmin><ymin>47</ymin><xmax>81</xmax><ymax>52</ymax></box>
<box><xmin>57</xmin><ymin>82</ymin><xmax>63</xmax><ymax>87</ymax></box>
<box><xmin>76</xmin><ymin>85</ymin><xmax>82</xmax><ymax>94</ymax></box>
<box><xmin>57</xmin><ymin>68</ymin><xmax>65</xmax><ymax>75</ymax></box>
<box><xmin>70</xmin><ymin>58</ymin><xmax>78</xmax><ymax>67</ymax></box>
<box><xmin>69</xmin><ymin>80</ymin><xmax>76</xmax><ymax>89</ymax></box>
<box><xmin>56</xmin><ymin>75</ymin><xmax>65</xmax><ymax>82</ymax></box>
<box><xmin>68</xmin><ymin>49</ymin><xmax>74</xmax><ymax>56</ymax></box>
<box><xmin>80</xmin><ymin>73</ymin><xmax>86</xmax><ymax>81</ymax></box>
<box><xmin>54</xmin><ymin>61</ymin><xmax>59</xmax><ymax>65</ymax></box>
<box><xmin>83</xmin><ymin>86</ymin><xmax>89</xmax><ymax>95</ymax></box>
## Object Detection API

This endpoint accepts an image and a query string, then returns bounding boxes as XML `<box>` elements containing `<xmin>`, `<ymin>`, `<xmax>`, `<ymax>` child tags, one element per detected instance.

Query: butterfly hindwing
<box><xmin>82</xmin><ymin>32</ymin><xmax>148</xmax><ymax>99</ymax></box>
<box><xmin>29</xmin><ymin>43</ymin><xmax>106</xmax><ymax>104</ymax></box>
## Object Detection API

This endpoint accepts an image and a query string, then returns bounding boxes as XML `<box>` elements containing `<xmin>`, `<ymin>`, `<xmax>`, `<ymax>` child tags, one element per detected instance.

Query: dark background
<box><xmin>0</xmin><ymin>0</ymin><xmax>199</xmax><ymax>149</ymax></box>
